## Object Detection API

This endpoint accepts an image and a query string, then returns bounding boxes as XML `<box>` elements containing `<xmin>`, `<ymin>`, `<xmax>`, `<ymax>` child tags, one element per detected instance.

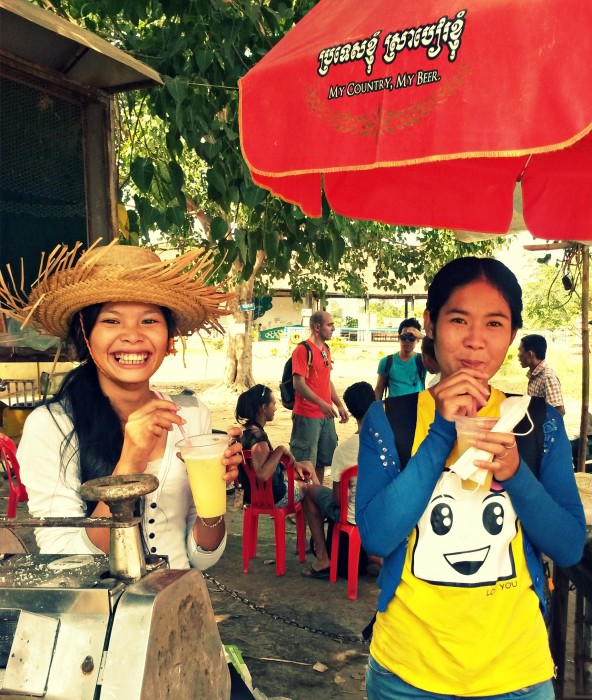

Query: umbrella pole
<box><xmin>577</xmin><ymin>244</ymin><xmax>590</xmax><ymax>473</ymax></box>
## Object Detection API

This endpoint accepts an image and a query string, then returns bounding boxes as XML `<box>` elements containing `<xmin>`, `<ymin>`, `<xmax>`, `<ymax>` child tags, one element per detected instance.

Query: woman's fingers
<box><xmin>433</xmin><ymin>369</ymin><xmax>490</xmax><ymax>421</ymax></box>
<box><xmin>470</xmin><ymin>431</ymin><xmax>520</xmax><ymax>480</ymax></box>
<box><xmin>221</xmin><ymin>436</ymin><xmax>243</xmax><ymax>482</ymax></box>
<box><xmin>223</xmin><ymin>462</ymin><xmax>240</xmax><ymax>482</ymax></box>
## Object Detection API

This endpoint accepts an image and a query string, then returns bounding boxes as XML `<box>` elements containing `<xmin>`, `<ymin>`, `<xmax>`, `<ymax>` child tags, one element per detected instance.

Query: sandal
<box><xmin>301</xmin><ymin>566</ymin><xmax>330</xmax><ymax>579</ymax></box>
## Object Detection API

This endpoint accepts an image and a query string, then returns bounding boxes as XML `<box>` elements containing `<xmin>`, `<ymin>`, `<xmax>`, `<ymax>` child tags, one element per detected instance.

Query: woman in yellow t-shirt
<box><xmin>357</xmin><ymin>257</ymin><xmax>586</xmax><ymax>699</ymax></box>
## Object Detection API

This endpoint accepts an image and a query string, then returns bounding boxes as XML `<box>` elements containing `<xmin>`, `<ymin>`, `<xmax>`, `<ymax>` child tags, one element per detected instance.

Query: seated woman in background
<box><xmin>235</xmin><ymin>385</ymin><xmax>318</xmax><ymax>506</ymax></box>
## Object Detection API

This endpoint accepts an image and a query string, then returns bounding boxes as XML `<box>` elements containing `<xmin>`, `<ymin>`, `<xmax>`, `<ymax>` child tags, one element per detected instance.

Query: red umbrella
<box><xmin>239</xmin><ymin>0</ymin><xmax>592</xmax><ymax>474</ymax></box>
<box><xmin>239</xmin><ymin>0</ymin><xmax>592</xmax><ymax>241</ymax></box>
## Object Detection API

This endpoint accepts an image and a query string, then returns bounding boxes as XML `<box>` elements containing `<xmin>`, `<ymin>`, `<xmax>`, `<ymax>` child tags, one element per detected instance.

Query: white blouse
<box><xmin>17</xmin><ymin>393</ymin><xmax>226</xmax><ymax>570</ymax></box>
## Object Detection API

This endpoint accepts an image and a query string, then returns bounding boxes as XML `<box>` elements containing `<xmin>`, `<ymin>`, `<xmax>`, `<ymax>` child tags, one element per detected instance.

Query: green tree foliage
<box><xmin>281</xmin><ymin>225</ymin><xmax>506</xmax><ymax>303</ymax></box>
<box><xmin>31</xmin><ymin>0</ymin><xmax>506</xmax><ymax>389</ymax></box>
<box><xmin>35</xmin><ymin>0</ymin><xmax>501</xmax><ymax>292</ymax></box>
<box><xmin>369</xmin><ymin>300</ymin><xmax>406</xmax><ymax>326</ymax></box>
<box><xmin>522</xmin><ymin>260</ymin><xmax>582</xmax><ymax>335</ymax></box>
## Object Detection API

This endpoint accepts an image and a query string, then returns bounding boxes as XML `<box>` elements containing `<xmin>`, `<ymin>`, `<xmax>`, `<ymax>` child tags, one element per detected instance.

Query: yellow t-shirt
<box><xmin>370</xmin><ymin>389</ymin><xmax>554</xmax><ymax>695</ymax></box>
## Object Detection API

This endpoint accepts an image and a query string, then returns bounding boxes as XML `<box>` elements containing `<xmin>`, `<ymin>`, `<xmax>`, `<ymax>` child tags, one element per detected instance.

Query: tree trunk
<box><xmin>221</xmin><ymin>251</ymin><xmax>266</xmax><ymax>392</ymax></box>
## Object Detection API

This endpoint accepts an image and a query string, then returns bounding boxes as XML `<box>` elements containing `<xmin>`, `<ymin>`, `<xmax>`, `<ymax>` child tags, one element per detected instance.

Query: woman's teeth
<box><xmin>114</xmin><ymin>353</ymin><xmax>148</xmax><ymax>364</ymax></box>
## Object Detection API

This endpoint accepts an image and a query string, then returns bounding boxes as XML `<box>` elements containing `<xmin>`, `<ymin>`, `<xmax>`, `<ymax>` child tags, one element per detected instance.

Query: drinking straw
<box><xmin>178</xmin><ymin>422</ymin><xmax>191</xmax><ymax>446</ymax></box>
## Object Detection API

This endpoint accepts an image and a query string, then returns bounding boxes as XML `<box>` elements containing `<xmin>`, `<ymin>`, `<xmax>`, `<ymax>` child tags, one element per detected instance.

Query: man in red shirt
<box><xmin>290</xmin><ymin>311</ymin><xmax>349</xmax><ymax>484</ymax></box>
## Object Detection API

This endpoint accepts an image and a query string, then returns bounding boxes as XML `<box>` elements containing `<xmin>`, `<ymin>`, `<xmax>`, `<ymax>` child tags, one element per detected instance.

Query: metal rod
<box><xmin>0</xmin><ymin>516</ymin><xmax>141</xmax><ymax>528</ymax></box>
<box><xmin>578</xmin><ymin>244</ymin><xmax>590</xmax><ymax>473</ymax></box>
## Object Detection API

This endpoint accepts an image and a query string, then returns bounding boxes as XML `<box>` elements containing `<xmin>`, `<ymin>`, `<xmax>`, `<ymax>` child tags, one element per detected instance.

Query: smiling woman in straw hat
<box><xmin>0</xmin><ymin>240</ymin><xmax>241</xmax><ymax>569</ymax></box>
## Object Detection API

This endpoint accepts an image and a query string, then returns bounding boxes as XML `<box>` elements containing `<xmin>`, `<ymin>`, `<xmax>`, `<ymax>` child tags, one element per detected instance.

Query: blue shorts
<box><xmin>314</xmin><ymin>484</ymin><xmax>340</xmax><ymax>522</ymax></box>
<box><xmin>366</xmin><ymin>656</ymin><xmax>555</xmax><ymax>700</ymax></box>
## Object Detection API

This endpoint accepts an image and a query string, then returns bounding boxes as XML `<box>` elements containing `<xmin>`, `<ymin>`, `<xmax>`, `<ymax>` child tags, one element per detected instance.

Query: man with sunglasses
<box><xmin>290</xmin><ymin>310</ymin><xmax>349</xmax><ymax>484</ymax></box>
<box><xmin>374</xmin><ymin>318</ymin><xmax>425</xmax><ymax>400</ymax></box>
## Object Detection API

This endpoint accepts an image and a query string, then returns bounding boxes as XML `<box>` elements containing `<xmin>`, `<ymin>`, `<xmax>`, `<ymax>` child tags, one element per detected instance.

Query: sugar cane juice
<box><xmin>455</xmin><ymin>417</ymin><xmax>498</xmax><ymax>455</ymax></box>
<box><xmin>176</xmin><ymin>434</ymin><xmax>228</xmax><ymax>517</ymax></box>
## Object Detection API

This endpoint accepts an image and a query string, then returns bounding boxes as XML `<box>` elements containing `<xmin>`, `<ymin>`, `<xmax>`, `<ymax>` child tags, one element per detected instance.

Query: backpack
<box><xmin>280</xmin><ymin>341</ymin><xmax>331</xmax><ymax>410</ymax></box>
<box><xmin>381</xmin><ymin>352</ymin><xmax>426</xmax><ymax>399</ymax></box>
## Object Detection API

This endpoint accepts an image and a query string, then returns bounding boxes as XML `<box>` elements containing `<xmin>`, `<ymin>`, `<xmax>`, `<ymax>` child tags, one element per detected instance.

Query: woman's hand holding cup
<box><xmin>469</xmin><ymin>430</ymin><xmax>520</xmax><ymax>481</ymax></box>
<box><xmin>223</xmin><ymin>427</ymin><xmax>243</xmax><ymax>483</ymax></box>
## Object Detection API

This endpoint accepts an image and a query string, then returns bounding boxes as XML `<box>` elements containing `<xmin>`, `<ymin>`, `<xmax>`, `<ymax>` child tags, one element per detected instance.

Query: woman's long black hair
<box><xmin>235</xmin><ymin>384</ymin><xmax>272</xmax><ymax>426</ymax></box>
<box><xmin>49</xmin><ymin>303</ymin><xmax>176</xmax><ymax>514</ymax></box>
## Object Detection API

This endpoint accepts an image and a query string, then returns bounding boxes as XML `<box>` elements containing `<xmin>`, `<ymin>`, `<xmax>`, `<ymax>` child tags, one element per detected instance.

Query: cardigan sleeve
<box><xmin>356</xmin><ymin>401</ymin><xmax>456</xmax><ymax>558</ymax></box>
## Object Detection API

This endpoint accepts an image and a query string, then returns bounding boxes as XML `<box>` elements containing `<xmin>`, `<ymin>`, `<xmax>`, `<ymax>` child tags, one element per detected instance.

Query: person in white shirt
<box><xmin>300</xmin><ymin>381</ymin><xmax>375</xmax><ymax>578</ymax></box>
<box><xmin>2</xmin><ymin>241</ymin><xmax>242</xmax><ymax>570</ymax></box>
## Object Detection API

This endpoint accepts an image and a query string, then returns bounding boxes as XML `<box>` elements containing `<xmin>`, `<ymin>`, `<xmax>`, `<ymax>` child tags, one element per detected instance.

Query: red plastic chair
<box><xmin>329</xmin><ymin>465</ymin><xmax>361</xmax><ymax>600</ymax></box>
<box><xmin>0</xmin><ymin>433</ymin><xmax>28</xmax><ymax>518</ymax></box>
<box><xmin>241</xmin><ymin>451</ymin><xmax>306</xmax><ymax>576</ymax></box>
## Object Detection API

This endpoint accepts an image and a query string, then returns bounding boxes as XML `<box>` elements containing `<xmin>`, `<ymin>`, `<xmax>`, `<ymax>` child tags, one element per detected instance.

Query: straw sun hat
<box><xmin>0</xmin><ymin>240</ymin><xmax>233</xmax><ymax>339</ymax></box>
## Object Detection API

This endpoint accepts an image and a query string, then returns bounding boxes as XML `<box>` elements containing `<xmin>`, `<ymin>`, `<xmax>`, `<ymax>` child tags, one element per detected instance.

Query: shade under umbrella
<box><xmin>239</xmin><ymin>0</ymin><xmax>592</xmax><ymax>241</ymax></box>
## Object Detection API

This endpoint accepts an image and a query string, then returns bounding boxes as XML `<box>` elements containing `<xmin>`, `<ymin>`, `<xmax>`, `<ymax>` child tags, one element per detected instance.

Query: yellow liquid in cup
<box><xmin>457</xmin><ymin>432</ymin><xmax>474</xmax><ymax>456</ymax></box>
<box><xmin>185</xmin><ymin>456</ymin><xmax>226</xmax><ymax>518</ymax></box>
<box><xmin>456</xmin><ymin>417</ymin><xmax>498</xmax><ymax>455</ymax></box>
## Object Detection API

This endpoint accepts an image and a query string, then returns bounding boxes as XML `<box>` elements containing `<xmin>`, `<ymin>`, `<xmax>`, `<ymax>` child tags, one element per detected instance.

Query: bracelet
<box><xmin>198</xmin><ymin>515</ymin><xmax>224</xmax><ymax>528</ymax></box>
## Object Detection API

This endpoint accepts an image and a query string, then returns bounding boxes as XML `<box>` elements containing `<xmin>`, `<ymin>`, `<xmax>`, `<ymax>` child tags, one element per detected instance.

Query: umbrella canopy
<box><xmin>239</xmin><ymin>0</ymin><xmax>592</xmax><ymax>241</ymax></box>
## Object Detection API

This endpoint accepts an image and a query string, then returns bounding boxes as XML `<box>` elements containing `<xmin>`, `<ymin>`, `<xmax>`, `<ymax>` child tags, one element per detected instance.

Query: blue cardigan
<box><xmin>356</xmin><ymin>396</ymin><xmax>587</xmax><ymax>614</ymax></box>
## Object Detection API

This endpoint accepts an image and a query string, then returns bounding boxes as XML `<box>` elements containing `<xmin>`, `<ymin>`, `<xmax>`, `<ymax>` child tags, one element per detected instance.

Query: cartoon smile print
<box><xmin>412</xmin><ymin>473</ymin><xmax>517</xmax><ymax>587</ymax></box>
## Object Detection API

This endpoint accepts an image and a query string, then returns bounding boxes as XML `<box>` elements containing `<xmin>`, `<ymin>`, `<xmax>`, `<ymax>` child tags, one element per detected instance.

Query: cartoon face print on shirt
<box><xmin>412</xmin><ymin>472</ymin><xmax>517</xmax><ymax>587</ymax></box>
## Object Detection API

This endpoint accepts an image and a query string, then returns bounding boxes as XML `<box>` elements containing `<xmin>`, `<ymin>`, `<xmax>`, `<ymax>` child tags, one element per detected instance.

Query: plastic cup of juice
<box><xmin>176</xmin><ymin>434</ymin><xmax>228</xmax><ymax>517</ymax></box>
<box><xmin>455</xmin><ymin>416</ymin><xmax>498</xmax><ymax>455</ymax></box>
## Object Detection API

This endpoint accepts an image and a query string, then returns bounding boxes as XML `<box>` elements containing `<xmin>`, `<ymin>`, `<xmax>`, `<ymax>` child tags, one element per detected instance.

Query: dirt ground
<box><xmin>1</xmin><ymin>343</ymin><xmax>584</xmax><ymax>698</ymax></box>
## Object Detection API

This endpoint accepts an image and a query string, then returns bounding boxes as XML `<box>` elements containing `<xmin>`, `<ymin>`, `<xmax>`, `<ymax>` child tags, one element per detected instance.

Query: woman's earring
<box><xmin>166</xmin><ymin>337</ymin><xmax>177</xmax><ymax>356</ymax></box>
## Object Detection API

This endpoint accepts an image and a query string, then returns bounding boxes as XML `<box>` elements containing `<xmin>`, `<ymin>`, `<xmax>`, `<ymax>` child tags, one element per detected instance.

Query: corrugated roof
<box><xmin>0</xmin><ymin>0</ymin><xmax>162</xmax><ymax>92</ymax></box>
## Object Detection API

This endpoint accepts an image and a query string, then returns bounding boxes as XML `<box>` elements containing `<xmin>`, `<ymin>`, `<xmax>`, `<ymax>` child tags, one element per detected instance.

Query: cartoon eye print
<box><xmin>430</xmin><ymin>501</ymin><xmax>453</xmax><ymax>535</ymax></box>
<box><xmin>483</xmin><ymin>501</ymin><xmax>505</xmax><ymax>536</ymax></box>
<box><xmin>412</xmin><ymin>473</ymin><xmax>517</xmax><ymax>587</ymax></box>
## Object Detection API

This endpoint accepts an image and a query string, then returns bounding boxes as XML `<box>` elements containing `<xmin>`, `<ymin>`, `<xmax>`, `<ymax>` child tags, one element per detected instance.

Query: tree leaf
<box><xmin>314</xmin><ymin>237</ymin><xmax>332</xmax><ymax>262</ymax></box>
<box><xmin>235</xmin><ymin>229</ymin><xmax>248</xmax><ymax>263</ymax></box>
<box><xmin>210</xmin><ymin>217</ymin><xmax>228</xmax><ymax>242</ymax></box>
<box><xmin>164</xmin><ymin>76</ymin><xmax>188</xmax><ymax>104</ymax></box>
<box><xmin>165</xmin><ymin>205</ymin><xmax>186</xmax><ymax>228</ymax></box>
<box><xmin>241</xmin><ymin>181</ymin><xmax>267</xmax><ymax>209</ymax></box>
<box><xmin>264</xmin><ymin>228</ymin><xmax>279</xmax><ymax>259</ymax></box>
<box><xmin>193</xmin><ymin>49</ymin><xmax>213</xmax><ymax>74</ymax></box>
<box><xmin>207</xmin><ymin>167</ymin><xmax>227</xmax><ymax>196</ymax></box>
<box><xmin>329</xmin><ymin>233</ymin><xmax>346</xmax><ymax>270</ymax></box>
<box><xmin>130</xmin><ymin>157</ymin><xmax>155</xmax><ymax>193</ymax></box>
<box><xmin>167</xmin><ymin>161</ymin><xmax>185</xmax><ymax>192</ymax></box>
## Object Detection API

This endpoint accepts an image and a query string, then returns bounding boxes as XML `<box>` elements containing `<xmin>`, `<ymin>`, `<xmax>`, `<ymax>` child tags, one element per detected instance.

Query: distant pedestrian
<box><xmin>290</xmin><ymin>311</ymin><xmax>348</xmax><ymax>484</ymax></box>
<box><xmin>518</xmin><ymin>334</ymin><xmax>565</xmax><ymax>415</ymax></box>
<box><xmin>374</xmin><ymin>318</ymin><xmax>425</xmax><ymax>400</ymax></box>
